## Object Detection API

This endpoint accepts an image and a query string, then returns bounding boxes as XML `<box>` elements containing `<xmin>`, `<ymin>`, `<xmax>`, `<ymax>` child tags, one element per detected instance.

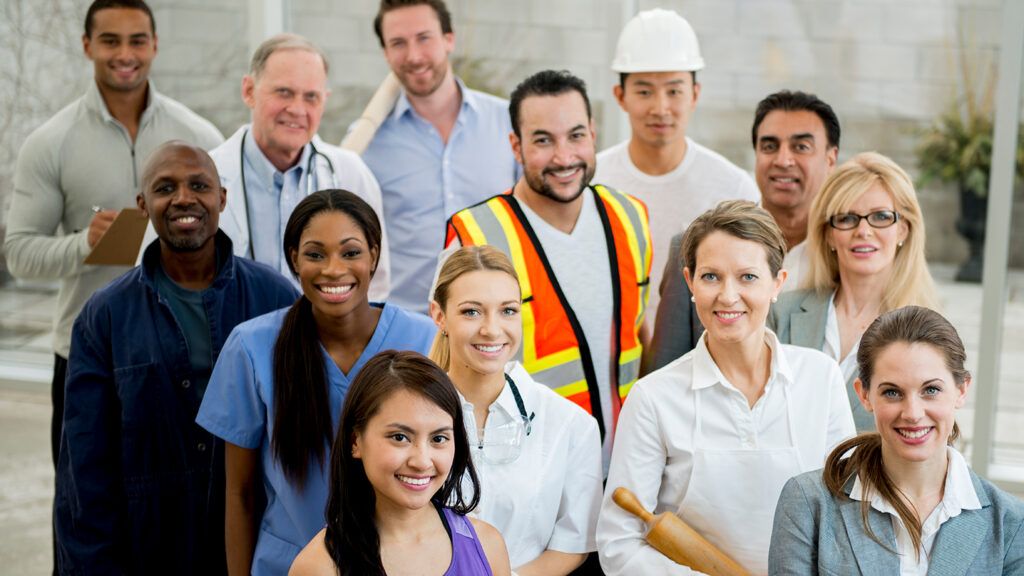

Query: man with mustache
<box><xmin>54</xmin><ymin>142</ymin><xmax>297</xmax><ymax>574</ymax></box>
<box><xmin>445</xmin><ymin>70</ymin><xmax>652</xmax><ymax>475</ymax></box>
<box><xmin>362</xmin><ymin>0</ymin><xmax>520</xmax><ymax>314</ymax></box>
<box><xmin>645</xmin><ymin>90</ymin><xmax>840</xmax><ymax>373</ymax></box>
<box><xmin>209</xmin><ymin>33</ymin><xmax>390</xmax><ymax>297</ymax></box>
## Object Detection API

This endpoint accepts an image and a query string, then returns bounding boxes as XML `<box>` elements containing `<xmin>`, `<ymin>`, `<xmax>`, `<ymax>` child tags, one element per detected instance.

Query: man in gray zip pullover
<box><xmin>3</xmin><ymin>0</ymin><xmax>223</xmax><ymax>472</ymax></box>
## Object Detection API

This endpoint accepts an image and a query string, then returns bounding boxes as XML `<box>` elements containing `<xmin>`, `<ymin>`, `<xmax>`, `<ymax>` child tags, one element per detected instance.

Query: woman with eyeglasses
<box><xmin>770</xmin><ymin>152</ymin><xmax>938</xmax><ymax>431</ymax></box>
<box><xmin>428</xmin><ymin>245</ymin><xmax>603</xmax><ymax>576</ymax></box>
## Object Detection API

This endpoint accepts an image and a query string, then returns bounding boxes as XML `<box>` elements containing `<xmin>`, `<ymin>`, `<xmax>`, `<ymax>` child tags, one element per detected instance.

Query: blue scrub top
<box><xmin>197</xmin><ymin>302</ymin><xmax>436</xmax><ymax>576</ymax></box>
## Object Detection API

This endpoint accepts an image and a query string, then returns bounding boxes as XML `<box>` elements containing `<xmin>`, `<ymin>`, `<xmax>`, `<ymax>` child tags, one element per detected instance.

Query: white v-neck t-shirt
<box><xmin>517</xmin><ymin>191</ymin><xmax>617</xmax><ymax>470</ymax></box>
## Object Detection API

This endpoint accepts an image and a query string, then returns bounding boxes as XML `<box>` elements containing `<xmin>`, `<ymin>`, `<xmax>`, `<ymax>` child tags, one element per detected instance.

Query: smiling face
<box><xmin>380</xmin><ymin>4</ymin><xmax>454</xmax><ymax>98</ymax></box>
<box><xmin>856</xmin><ymin>342</ymin><xmax>969</xmax><ymax>469</ymax></box>
<box><xmin>828</xmin><ymin>184</ymin><xmax>909</xmax><ymax>281</ymax></box>
<box><xmin>83</xmin><ymin>7</ymin><xmax>157</xmax><ymax>95</ymax></box>
<box><xmin>431</xmin><ymin>270</ymin><xmax>522</xmax><ymax>378</ymax></box>
<box><xmin>755</xmin><ymin>109</ymin><xmax>837</xmax><ymax>215</ymax></box>
<box><xmin>352</xmin><ymin>388</ymin><xmax>455</xmax><ymax>513</ymax></box>
<box><xmin>243</xmin><ymin>48</ymin><xmax>328</xmax><ymax>169</ymax></box>
<box><xmin>512</xmin><ymin>91</ymin><xmax>597</xmax><ymax>205</ymax></box>
<box><xmin>137</xmin><ymin>145</ymin><xmax>226</xmax><ymax>253</ymax></box>
<box><xmin>290</xmin><ymin>211</ymin><xmax>377</xmax><ymax>322</ymax></box>
<box><xmin>684</xmin><ymin>231</ymin><xmax>785</xmax><ymax>350</ymax></box>
<box><xmin>614</xmin><ymin>71</ymin><xmax>699</xmax><ymax>149</ymax></box>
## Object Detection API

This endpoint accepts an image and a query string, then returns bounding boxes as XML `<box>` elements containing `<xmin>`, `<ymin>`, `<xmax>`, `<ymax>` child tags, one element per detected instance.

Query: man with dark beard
<box><xmin>55</xmin><ymin>142</ymin><xmax>297</xmax><ymax>575</ymax></box>
<box><xmin>361</xmin><ymin>0</ymin><xmax>520</xmax><ymax>314</ymax></box>
<box><xmin>444</xmin><ymin>70</ymin><xmax>652</xmax><ymax>475</ymax></box>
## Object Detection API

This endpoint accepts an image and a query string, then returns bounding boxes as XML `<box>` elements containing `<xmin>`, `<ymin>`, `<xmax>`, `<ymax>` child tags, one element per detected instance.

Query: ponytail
<box><xmin>271</xmin><ymin>297</ymin><xmax>333</xmax><ymax>489</ymax></box>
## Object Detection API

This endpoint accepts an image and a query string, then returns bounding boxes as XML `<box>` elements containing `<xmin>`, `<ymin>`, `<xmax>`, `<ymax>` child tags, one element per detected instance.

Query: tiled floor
<box><xmin>0</xmin><ymin>265</ymin><xmax>1021</xmax><ymax>575</ymax></box>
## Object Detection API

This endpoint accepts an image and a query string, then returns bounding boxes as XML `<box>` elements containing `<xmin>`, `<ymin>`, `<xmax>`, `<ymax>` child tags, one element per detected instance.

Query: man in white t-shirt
<box><xmin>445</xmin><ymin>71</ymin><xmax>651</xmax><ymax>476</ymax></box>
<box><xmin>647</xmin><ymin>90</ymin><xmax>840</xmax><ymax>373</ymax></box>
<box><xmin>595</xmin><ymin>9</ymin><xmax>759</xmax><ymax>316</ymax></box>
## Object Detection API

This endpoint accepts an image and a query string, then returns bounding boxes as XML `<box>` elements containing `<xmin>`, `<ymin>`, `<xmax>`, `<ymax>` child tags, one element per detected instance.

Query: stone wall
<box><xmin>2</xmin><ymin>0</ymin><xmax>1022</xmax><ymax>273</ymax></box>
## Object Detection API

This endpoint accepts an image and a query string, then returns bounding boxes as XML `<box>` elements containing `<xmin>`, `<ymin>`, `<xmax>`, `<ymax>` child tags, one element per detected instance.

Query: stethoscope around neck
<box><xmin>237</xmin><ymin>128</ymin><xmax>340</xmax><ymax>258</ymax></box>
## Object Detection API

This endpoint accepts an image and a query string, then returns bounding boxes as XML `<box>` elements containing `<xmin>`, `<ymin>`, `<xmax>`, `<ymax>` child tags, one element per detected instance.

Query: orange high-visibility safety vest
<box><xmin>445</xmin><ymin>185</ymin><xmax>651</xmax><ymax>439</ymax></box>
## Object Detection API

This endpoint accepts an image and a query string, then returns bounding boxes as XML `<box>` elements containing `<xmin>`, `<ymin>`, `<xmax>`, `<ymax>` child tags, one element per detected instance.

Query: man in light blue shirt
<box><xmin>211</xmin><ymin>34</ymin><xmax>390</xmax><ymax>298</ymax></box>
<box><xmin>362</xmin><ymin>0</ymin><xmax>519</xmax><ymax>313</ymax></box>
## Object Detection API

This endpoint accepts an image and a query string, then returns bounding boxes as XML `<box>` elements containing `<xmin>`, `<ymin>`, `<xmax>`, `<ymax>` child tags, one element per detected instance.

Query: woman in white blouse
<box><xmin>598</xmin><ymin>200</ymin><xmax>855</xmax><ymax>575</ymax></box>
<box><xmin>429</xmin><ymin>245</ymin><xmax>603</xmax><ymax>576</ymax></box>
<box><xmin>769</xmin><ymin>152</ymin><xmax>937</xmax><ymax>430</ymax></box>
<box><xmin>769</xmin><ymin>306</ymin><xmax>1024</xmax><ymax>575</ymax></box>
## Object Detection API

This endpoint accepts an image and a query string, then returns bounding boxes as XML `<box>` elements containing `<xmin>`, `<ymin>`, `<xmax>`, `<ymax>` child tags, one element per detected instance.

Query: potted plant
<box><xmin>916</xmin><ymin>57</ymin><xmax>1024</xmax><ymax>282</ymax></box>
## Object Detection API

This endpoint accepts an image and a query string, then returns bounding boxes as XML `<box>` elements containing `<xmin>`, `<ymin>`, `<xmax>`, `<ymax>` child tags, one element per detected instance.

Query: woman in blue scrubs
<box><xmin>197</xmin><ymin>189</ymin><xmax>436</xmax><ymax>576</ymax></box>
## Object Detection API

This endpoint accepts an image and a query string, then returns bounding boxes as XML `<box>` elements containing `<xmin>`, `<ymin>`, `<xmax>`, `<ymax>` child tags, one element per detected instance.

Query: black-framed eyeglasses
<box><xmin>828</xmin><ymin>210</ymin><xmax>900</xmax><ymax>230</ymax></box>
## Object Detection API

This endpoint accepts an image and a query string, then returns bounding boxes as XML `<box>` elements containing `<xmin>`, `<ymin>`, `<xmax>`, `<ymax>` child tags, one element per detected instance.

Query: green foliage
<box><xmin>916</xmin><ymin>103</ymin><xmax>1024</xmax><ymax>198</ymax></box>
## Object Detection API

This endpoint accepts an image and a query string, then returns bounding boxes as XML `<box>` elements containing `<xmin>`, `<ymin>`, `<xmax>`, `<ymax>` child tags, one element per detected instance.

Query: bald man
<box><xmin>55</xmin><ymin>143</ymin><xmax>297</xmax><ymax>574</ymax></box>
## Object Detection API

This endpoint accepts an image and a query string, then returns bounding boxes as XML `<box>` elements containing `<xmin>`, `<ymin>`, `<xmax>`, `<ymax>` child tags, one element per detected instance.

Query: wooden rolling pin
<box><xmin>612</xmin><ymin>487</ymin><xmax>750</xmax><ymax>576</ymax></box>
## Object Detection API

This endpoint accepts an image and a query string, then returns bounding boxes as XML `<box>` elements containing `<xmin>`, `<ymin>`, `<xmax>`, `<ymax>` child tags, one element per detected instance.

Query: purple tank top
<box><xmin>439</xmin><ymin>506</ymin><xmax>493</xmax><ymax>576</ymax></box>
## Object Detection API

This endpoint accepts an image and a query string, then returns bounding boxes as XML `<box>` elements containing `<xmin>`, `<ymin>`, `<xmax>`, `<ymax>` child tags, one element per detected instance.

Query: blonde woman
<box><xmin>770</xmin><ymin>152</ymin><xmax>937</xmax><ymax>430</ymax></box>
<box><xmin>429</xmin><ymin>246</ymin><xmax>603</xmax><ymax>576</ymax></box>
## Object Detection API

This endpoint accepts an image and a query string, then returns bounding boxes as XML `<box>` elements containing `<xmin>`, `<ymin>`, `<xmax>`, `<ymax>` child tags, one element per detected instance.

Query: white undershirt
<box><xmin>782</xmin><ymin>241</ymin><xmax>808</xmax><ymax>292</ymax></box>
<box><xmin>850</xmin><ymin>447</ymin><xmax>982</xmax><ymax>575</ymax></box>
<box><xmin>594</xmin><ymin>138</ymin><xmax>759</xmax><ymax>315</ymax></box>
<box><xmin>517</xmin><ymin>191</ymin><xmax>616</xmax><ymax>473</ymax></box>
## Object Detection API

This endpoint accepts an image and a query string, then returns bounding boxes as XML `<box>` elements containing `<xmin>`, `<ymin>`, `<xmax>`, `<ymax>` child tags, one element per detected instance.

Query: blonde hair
<box><xmin>804</xmin><ymin>152</ymin><xmax>938</xmax><ymax>311</ymax></box>
<box><xmin>428</xmin><ymin>246</ymin><xmax>520</xmax><ymax>371</ymax></box>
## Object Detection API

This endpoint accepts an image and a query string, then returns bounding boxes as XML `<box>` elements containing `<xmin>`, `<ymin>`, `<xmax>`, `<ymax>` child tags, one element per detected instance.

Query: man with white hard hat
<box><xmin>594</xmin><ymin>8</ymin><xmax>758</xmax><ymax>319</ymax></box>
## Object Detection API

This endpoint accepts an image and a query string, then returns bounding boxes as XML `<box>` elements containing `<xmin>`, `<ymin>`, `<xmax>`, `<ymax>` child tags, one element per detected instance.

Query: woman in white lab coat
<box><xmin>597</xmin><ymin>200</ymin><xmax>856</xmax><ymax>575</ymax></box>
<box><xmin>429</xmin><ymin>245</ymin><xmax>603</xmax><ymax>576</ymax></box>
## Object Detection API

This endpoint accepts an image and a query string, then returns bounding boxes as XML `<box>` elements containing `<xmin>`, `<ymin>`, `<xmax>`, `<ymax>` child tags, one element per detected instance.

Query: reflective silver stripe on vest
<box><xmin>528</xmin><ymin>359</ymin><xmax>588</xmax><ymax>392</ymax></box>
<box><xmin>595</xmin><ymin>185</ymin><xmax>649</xmax><ymax>283</ymax></box>
<box><xmin>620</xmin><ymin>356</ymin><xmax>640</xmax><ymax>388</ymax></box>
<box><xmin>464</xmin><ymin>201</ymin><xmax>512</xmax><ymax>258</ymax></box>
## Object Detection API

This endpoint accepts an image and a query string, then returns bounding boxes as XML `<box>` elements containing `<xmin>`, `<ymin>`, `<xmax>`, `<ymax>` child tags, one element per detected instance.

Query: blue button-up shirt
<box><xmin>362</xmin><ymin>78</ymin><xmax>520</xmax><ymax>313</ymax></box>
<box><xmin>55</xmin><ymin>232</ymin><xmax>298</xmax><ymax>575</ymax></box>
<box><xmin>242</xmin><ymin>135</ymin><xmax>313</xmax><ymax>275</ymax></box>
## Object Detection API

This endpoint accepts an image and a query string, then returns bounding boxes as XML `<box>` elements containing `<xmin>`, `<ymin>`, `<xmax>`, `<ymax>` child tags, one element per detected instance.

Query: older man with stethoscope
<box><xmin>209</xmin><ymin>33</ymin><xmax>389</xmax><ymax>298</ymax></box>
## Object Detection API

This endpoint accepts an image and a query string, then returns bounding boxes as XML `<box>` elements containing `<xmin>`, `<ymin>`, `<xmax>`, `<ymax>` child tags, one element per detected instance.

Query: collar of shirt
<box><xmin>849</xmin><ymin>446</ymin><xmax>982</xmax><ymax>518</ymax></box>
<box><xmin>86</xmin><ymin>79</ymin><xmax>158</xmax><ymax>126</ymax></box>
<box><xmin>391</xmin><ymin>75</ymin><xmax>479</xmax><ymax>125</ymax></box>
<box><xmin>458</xmin><ymin>362</ymin><xmax>534</xmax><ymax>434</ymax></box>
<box><xmin>824</xmin><ymin>291</ymin><xmax>860</xmax><ymax>373</ymax></box>
<box><xmin>243</xmin><ymin>127</ymin><xmax>312</xmax><ymax>191</ymax></box>
<box><xmin>691</xmin><ymin>329</ymin><xmax>794</xmax><ymax>393</ymax></box>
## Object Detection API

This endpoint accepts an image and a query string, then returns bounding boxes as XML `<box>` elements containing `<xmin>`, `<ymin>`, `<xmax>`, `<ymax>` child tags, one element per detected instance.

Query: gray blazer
<box><xmin>769</xmin><ymin>289</ymin><xmax>874</xmax><ymax>431</ymax></box>
<box><xmin>644</xmin><ymin>231</ymin><xmax>703</xmax><ymax>375</ymax></box>
<box><xmin>769</xmin><ymin>468</ymin><xmax>1024</xmax><ymax>575</ymax></box>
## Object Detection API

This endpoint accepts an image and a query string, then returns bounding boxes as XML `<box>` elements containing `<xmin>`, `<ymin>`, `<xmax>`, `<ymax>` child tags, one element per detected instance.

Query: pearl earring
<box><xmin>898</xmin><ymin>241</ymin><xmax>904</xmax><ymax>248</ymax></box>
<box><xmin>771</xmin><ymin>296</ymin><xmax>778</xmax><ymax>303</ymax></box>
<box><xmin>690</xmin><ymin>295</ymin><xmax>696</xmax><ymax>303</ymax></box>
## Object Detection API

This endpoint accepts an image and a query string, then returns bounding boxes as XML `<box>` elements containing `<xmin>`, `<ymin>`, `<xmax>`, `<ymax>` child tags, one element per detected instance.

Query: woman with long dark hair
<box><xmin>289</xmin><ymin>350</ymin><xmax>510</xmax><ymax>575</ymax></box>
<box><xmin>197</xmin><ymin>190</ymin><xmax>436</xmax><ymax>575</ymax></box>
<box><xmin>769</xmin><ymin>306</ymin><xmax>1024</xmax><ymax>574</ymax></box>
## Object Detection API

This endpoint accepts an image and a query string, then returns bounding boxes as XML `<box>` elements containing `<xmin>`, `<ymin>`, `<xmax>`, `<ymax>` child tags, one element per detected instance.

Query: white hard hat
<box><xmin>611</xmin><ymin>8</ymin><xmax>705</xmax><ymax>73</ymax></box>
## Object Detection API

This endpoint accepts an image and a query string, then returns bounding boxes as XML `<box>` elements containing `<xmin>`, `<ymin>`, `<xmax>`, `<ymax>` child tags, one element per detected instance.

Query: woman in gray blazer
<box><xmin>770</xmin><ymin>152</ymin><xmax>938</xmax><ymax>431</ymax></box>
<box><xmin>769</xmin><ymin>306</ymin><xmax>1024</xmax><ymax>575</ymax></box>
